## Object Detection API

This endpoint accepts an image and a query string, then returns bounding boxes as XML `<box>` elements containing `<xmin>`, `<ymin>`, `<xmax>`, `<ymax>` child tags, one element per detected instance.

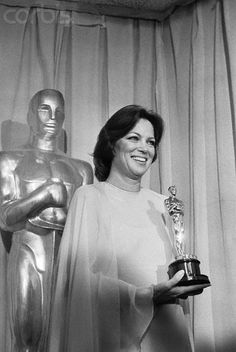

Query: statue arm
<box><xmin>81</xmin><ymin>162</ymin><xmax>93</xmax><ymax>185</ymax></box>
<box><xmin>72</xmin><ymin>159</ymin><xmax>94</xmax><ymax>185</ymax></box>
<box><xmin>0</xmin><ymin>155</ymin><xmax>67</xmax><ymax>231</ymax></box>
<box><xmin>1</xmin><ymin>183</ymin><xmax>65</xmax><ymax>231</ymax></box>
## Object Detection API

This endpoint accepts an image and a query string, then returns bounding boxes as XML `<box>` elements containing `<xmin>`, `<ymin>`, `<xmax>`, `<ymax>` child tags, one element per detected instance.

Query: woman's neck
<box><xmin>106</xmin><ymin>172</ymin><xmax>141</xmax><ymax>192</ymax></box>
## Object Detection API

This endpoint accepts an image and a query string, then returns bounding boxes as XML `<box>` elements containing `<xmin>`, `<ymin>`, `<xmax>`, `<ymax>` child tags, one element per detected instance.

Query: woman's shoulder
<box><xmin>73</xmin><ymin>182</ymin><xmax>106</xmax><ymax>200</ymax></box>
<box><xmin>142</xmin><ymin>187</ymin><xmax>167</xmax><ymax>201</ymax></box>
<box><xmin>70</xmin><ymin>183</ymin><xmax>109</xmax><ymax>217</ymax></box>
<box><xmin>141</xmin><ymin>188</ymin><xmax>167</xmax><ymax>211</ymax></box>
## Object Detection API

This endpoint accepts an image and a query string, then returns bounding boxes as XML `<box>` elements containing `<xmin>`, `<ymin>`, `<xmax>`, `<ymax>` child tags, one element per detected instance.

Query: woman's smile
<box><xmin>131</xmin><ymin>155</ymin><xmax>148</xmax><ymax>163</ymax></box>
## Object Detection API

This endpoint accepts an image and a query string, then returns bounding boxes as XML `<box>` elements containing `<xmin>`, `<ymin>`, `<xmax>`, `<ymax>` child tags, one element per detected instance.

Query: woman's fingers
<box><xmin>153</xmin><ymin>271</ymin><xmax>211</xmax><ymax>305</ymax></box>
<box><xmin>167</xmin><ymin>270</ymin><xmax>185</xmax><ymax>288</ymax></box>
<box><xmin>176</xmin><ymin>283</ymin><xmax>211</xmax><ymax>295</ymax></box>
<box><xmin>167</xmin><ymin>271</ymin><xmax>211</xmax><ymax>298</ymax></box>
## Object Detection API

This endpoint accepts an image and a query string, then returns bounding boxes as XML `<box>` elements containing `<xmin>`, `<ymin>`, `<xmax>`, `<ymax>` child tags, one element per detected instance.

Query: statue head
<box><xmin>27</xmin><ymin>89</ymin><xmax>65</xmax><ymax>139</ymax></box>
<box><xmin>168</xmin><ymin>185</ymin><xmax>177</xmax><ymax>197</ymax></box>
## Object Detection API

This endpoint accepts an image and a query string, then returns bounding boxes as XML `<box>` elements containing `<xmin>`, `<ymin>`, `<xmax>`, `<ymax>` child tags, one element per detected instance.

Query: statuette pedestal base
<box><xmin>168</xmin><ymin>254</ymin><xmax>210</xmax><ymax>298</ymax></box>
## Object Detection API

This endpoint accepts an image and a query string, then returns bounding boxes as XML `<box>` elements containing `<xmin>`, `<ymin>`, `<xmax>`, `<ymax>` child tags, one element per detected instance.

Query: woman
<box><xmin>48</xmin><ymin>105</ymin><xmax>210</xmax><ymax>352</ymax></box>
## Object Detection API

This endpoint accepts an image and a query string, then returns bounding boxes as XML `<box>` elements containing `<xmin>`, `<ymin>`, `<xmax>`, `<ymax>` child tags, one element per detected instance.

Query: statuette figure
<box><xmin>0</xmin><ymin>89</ymin><xmax>93</xmax><ymax>351</ymax></box>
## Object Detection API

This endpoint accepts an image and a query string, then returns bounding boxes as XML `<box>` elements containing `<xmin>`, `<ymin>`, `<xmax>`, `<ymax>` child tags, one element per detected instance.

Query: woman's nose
<box><xmin>137</xmin><ymin>140</ymin><xmax>148</xmax><ymax>152</ymax></box>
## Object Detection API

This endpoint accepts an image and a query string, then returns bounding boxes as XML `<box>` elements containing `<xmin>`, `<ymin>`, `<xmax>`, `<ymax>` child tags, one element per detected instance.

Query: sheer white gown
<box><xmin>48</xmin><ymin>182</ymin><xmax>194</xmax><ymax>352</ymax></box>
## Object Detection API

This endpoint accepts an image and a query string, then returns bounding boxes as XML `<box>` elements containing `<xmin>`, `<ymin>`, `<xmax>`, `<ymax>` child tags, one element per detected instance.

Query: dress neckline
<box><xmin>103</xmin><ymin>181</ymin><xmax>143</xmax><ymax>201</ymax></box>
<box><xmin>105</xmin><ymin>181</ymin><xmax>141</xmax><ymax>192</ymax></box>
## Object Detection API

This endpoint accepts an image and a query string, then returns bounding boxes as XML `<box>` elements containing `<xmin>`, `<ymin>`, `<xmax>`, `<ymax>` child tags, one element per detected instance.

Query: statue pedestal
<box><xmin>168</xmin><ymin>254</ymin><xmax>210</xmax><ymax>298</ymax></box>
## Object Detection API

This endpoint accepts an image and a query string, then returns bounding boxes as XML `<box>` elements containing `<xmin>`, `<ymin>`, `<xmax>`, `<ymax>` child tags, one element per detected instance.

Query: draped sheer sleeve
<box><xmin>48</xmin><ymin>184</ymin><xmax>154</xmax><ymax>352</ymax></box>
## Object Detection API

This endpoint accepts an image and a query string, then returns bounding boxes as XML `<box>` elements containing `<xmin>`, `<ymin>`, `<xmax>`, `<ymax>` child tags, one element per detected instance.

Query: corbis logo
<box><xmin>3</xmin><ymin>6</ymin><xmax>72</xmax><ymax>25</ymax></box>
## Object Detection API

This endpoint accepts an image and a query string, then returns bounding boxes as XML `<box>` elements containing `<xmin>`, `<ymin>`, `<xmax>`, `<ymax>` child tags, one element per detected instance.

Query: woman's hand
<box><xmin>153</xmin><ymin>270</ymin><xmax>211</xmax><ymax>305</ymax></box>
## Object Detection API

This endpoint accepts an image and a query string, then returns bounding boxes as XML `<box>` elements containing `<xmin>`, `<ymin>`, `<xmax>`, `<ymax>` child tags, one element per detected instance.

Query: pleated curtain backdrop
<box><xmin>0</xmin><ymin>0</ymin><xmax>235</xmax><ymax>351</ymax></box>
<box><xmin>156</xmin><ymin>1</ymin><xmax>236</xmax><ymax>351</ymax></box>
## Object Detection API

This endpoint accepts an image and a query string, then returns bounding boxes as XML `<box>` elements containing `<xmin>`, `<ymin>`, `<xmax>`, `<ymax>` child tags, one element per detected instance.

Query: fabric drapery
<box><xmin>48</xmin><ymin>183</ymin><xmax>155</xmax><ymax>351</ymax></box>
<box><xmin>0</xmin><ymin>0</ymin><xmax>235</xmax><ymax>351</ymax></box>
<box><xmin>48</xmin><ymin>182</ymin><xmax>193</xmax><ymax>351</ymax></box>
<box><xmin>156</xmin><ymin>1</ymin><xmax>236</xmax><ymax>350</ymax></box>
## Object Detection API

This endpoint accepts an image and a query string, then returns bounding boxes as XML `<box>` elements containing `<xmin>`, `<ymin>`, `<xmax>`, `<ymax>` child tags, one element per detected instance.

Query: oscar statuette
<box><xmin>165</xmin><ymin>186</ymin><xmax>210</xmax><ymax>297</ymax></box>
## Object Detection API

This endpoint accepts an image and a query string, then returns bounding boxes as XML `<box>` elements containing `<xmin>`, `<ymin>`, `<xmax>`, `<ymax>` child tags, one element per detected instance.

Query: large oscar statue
<box><xmin>0</xmin><ymin>89</ymin><xmax>93</xmax><ymax>351</ymax></box>
<box><xmin>165</xmin><ymin>186</ymin><xmax>210</xmax><ymax>297</ymax></box>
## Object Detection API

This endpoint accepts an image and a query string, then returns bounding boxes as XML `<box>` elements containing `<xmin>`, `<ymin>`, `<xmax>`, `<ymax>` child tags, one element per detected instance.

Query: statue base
<box><xmin>168</xmin><ymin>254</ymin><xmax>210</xmax><ymax>298</ymax></box>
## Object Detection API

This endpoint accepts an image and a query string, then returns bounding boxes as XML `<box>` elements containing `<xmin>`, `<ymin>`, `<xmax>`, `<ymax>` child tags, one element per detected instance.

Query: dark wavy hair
<box><xmin>93</xmin><ymin>105</ymin><xmax>164</xmax><ymax>181</ymax></box>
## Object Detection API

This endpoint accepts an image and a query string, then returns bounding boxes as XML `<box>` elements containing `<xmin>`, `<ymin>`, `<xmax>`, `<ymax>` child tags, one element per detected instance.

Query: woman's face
<box><xmin>112</xmin><ymin>118</ymin><xmax>156</xmax><ymax>180</ymax></box>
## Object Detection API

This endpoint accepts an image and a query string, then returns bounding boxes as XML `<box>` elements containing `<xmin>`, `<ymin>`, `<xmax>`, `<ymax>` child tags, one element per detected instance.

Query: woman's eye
<box><xmin>148</xmin><ymin>140</ymin><xmax>156</xmax><ymax>147</ymax></box>
<box><xmin>128</xmin><ymin>136</ymin><xmax>139</xmax><ymax>141</ymax></box>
